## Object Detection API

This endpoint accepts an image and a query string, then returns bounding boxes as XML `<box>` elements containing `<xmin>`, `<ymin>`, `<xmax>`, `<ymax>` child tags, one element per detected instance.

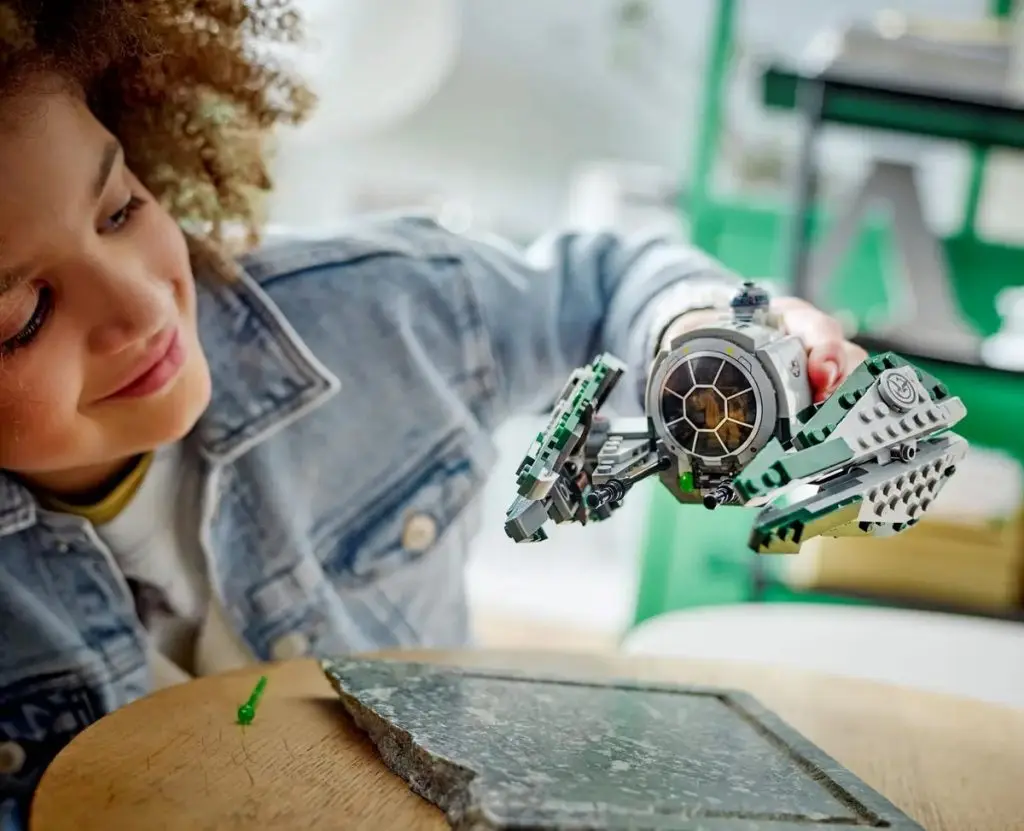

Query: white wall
<box><xmin>267</xmin><ymin>0</ymin><xmax>996</xmax><ymax>241</ymax></box>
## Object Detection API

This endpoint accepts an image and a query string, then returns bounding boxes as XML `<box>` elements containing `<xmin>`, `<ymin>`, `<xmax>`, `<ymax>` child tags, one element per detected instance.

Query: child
<box><xmin>0</xmin><ymin>2</ymin><xmax>866</xmax><ymax>825</ymax></box>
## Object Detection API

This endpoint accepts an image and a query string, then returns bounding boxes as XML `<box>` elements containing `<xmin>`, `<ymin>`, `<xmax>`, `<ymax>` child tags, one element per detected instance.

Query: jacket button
<box><xmin>402</xmin><ymin>513</ymin><xmax>437</xmax><ymax>552</ymax></box>
<box><xmin>270</xmin><ymin>632</ymin><xmax>310</xmax><ymax>661</ymax></box>
<box><xmin>0</xmin><ymin>742</ymin><xmax>25</xmax><ymax>775</ymax></box>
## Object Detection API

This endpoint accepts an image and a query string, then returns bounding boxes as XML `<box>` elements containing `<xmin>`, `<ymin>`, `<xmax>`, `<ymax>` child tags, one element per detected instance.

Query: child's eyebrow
<box><xmin>93</xmin><ymin>139</ymin><xmax>122</xmax><ymax>200</ymax></box>
<box><xmin>0</xmin><ymin>140</ymin><xmax>124</xmax><ymax>296</ymax></box>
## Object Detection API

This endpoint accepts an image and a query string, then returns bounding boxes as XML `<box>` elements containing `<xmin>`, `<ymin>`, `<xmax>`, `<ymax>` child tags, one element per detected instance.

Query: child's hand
<box><xmin>660</xmin><ymin>296</ymin><xmax>868</xmax><ymax>404</ymax></box>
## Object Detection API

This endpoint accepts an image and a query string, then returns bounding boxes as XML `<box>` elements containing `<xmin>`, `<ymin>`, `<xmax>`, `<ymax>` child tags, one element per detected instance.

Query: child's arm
<box><xmin>403</xmin><ymin>218</ymin><xmax>743</xmax><ymax>422</ymax></box>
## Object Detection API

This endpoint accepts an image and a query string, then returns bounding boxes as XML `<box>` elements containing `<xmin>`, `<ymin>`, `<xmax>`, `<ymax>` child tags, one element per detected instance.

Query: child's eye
<box><xmin>0</xmin><ymin>285</ymin><xmax>53</xmax><ymax>357</ymax></box>
<box><xmin>102</xmin><ymin>195</ymin><xmax>145</xmax><ymax>233</ymax></box>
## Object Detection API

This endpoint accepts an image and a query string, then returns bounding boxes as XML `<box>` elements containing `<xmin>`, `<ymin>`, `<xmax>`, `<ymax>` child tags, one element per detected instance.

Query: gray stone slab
<box><xmin>321</xmin><ymin>658</ymin><xmax>923</xmax><ymax>830</ymax></box>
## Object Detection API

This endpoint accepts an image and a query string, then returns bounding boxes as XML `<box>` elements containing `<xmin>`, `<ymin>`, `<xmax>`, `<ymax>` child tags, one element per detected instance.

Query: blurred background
<box><xmin>264</xmin><ymin>0</ymin><xmax>1024</xmax><ymax>706</ymax></box>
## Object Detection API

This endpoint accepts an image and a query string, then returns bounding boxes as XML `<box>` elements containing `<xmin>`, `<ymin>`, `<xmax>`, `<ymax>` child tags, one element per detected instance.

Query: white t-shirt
<box><xmin>92</xmin><ymin>444</ymin><xmax>252</xmax><ymax>688</ymax></box>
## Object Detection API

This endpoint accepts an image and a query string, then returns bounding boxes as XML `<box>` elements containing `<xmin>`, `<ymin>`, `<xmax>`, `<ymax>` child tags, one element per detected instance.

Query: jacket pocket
<box><xmin>313</xmin><ymin>427</ymin><xmax>485</xmax><ymax>586</ymax></box>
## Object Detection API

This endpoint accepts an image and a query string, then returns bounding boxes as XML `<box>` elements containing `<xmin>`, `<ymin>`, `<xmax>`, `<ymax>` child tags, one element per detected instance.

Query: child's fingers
<box><xmin>771</xmin><ymin>298</ymin><xmax>865</xmax><ymax>403</ymax></box>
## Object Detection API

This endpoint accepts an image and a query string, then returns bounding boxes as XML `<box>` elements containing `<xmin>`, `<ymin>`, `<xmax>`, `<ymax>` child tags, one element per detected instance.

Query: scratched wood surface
<box><xmin>31</xmin><ymin>649</ymin><xmax>1024</xmax><ymax>830</ymax></box>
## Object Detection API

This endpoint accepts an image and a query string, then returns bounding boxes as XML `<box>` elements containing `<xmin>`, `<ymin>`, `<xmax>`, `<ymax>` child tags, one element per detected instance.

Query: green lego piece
<box><xmin>790</xmin><ymin>363</ymin><xmax>879</xmax><ymax>451</ymax></box>
<box><xmin>734</xmin><ymin>359</ymin><xmax>881</xmax><ymax>500</ymax></box>
<box><xmin>731</xmin><ymin>438</ymin><xmax>786</xmax><ymax>501</ymax></box>
<box><xmin>734</xmin><ymin>438</ymin><xmax>855</xmax><ymax>502</ymax></box>
<box><xmin>734</xmin><ymin>352</ymin><xmax>950</xmax><ymax>503</ymax></box>
<box><xmin>750</xmin><ymin>497</ymin><xmax>866</xmax><ymax>554</ymax></box>
<box><xmin>513</xmin><ymin>353</ymin><xmax>625</xmax><ymax>498</ymax></box>
<box><xmin>776</xmin><ymin>439</ymin><xmax>855</xmax><ymax>484</ymax></box>
<box><xmin>237</xmin><ymin>675</ymin><xmax>268</xmax><ymax>725</ymax></box>
<box><xmin>791</xmin><ymin>352</ymin><xmax>948</xmax><ymax>452</ymax></box>
<box><xmin>678</xmin><ymin>471</ymin><xmax>694</xmax><ymax>492</ymax></box>
<box><xmin>793</xmin><ymin>402</ymin><xmax>819</xmax><ymax>425</ymax></box>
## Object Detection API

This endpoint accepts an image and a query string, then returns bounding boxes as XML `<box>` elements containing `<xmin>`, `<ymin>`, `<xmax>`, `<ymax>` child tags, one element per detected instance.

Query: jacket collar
<box><xmin>0</xmin><ymin>259</ymin><xmax>340</xmax><ymax>535</ymax></box>
<box><xmin>190</xmin><ymin>262</ymin><xmax>341</xmax><ymax>466</ymax></box>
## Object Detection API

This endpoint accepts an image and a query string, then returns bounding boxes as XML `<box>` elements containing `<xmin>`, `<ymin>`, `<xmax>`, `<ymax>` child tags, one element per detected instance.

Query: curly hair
<box><xmin>0</xmin><ymin>0</ymin><xmax>315</xmax><ymax>260</ymax></box>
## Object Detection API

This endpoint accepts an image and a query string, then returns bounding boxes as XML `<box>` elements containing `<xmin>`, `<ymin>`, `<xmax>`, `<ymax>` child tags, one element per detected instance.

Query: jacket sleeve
<box><xmin>1</xmin><ymin>797</ymin><xmax>25</xmax><ymax>831</ymax></box>
<box><xmin>414</xmin><ymin>219</ymin><xmax>744</xmax><ymax>424</ymax></box>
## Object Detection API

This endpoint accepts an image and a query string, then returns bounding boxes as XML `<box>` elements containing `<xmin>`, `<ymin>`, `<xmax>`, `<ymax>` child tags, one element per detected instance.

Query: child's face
<box><xmin>0</xmin><ymin>79</ymin><xmax>211</xmax><ymax>494</ymax></box>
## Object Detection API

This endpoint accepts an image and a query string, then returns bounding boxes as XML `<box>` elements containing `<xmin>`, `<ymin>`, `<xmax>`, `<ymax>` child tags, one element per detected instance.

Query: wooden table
<box><xmin>31</xmin><ymin>649</ymin><xmax>1024</xmax><ymax>830</ymax></box>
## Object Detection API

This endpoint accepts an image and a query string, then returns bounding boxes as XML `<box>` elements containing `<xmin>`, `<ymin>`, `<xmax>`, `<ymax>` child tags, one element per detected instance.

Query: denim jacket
<box><xmin>0</xmin><ymin>215</ymin><xmax>739</xmax><ymax>827</ymax></box>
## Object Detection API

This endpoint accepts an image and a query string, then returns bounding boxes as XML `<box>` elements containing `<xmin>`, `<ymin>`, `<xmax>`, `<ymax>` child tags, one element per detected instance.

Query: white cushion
<box><xmin>622</xmin><ymin>604</ymin><xmax>1024</xmax><ymax>708</ymax></box>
